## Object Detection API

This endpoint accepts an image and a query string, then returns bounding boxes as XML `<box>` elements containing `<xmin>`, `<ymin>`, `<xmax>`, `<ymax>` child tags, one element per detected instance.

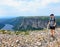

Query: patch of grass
<box><xmin>0</xmin><ymin>30</ymin><xmax>6</xmax><ymax>34</ymax></box>
<box><xmin>14</xmin><ymin>31</ymin><xmax>21</xmax><ymax>35</ymax></box>
<box><xmin>14</xmin><ymin>31</ymin><xmax>29</xmax><ymax>35</ymax></box>
<box><xmin>0</xmin><ymin>29</ymin><xmax>43</xmax><ymax>35</ymax></box>
<box><xmin>24</xmin><ymin>31</ymin><xmax>29</xmax><ymax>35</ymax></box>
<box><xmin>0</xmin><ymin>30</ymin><xmax>12</xmax><ymax>34</ymax></box>
<box><xmin>7</xmin><ymin>31</ymin><xmax>12</xmax><ymax>35</ymax></box>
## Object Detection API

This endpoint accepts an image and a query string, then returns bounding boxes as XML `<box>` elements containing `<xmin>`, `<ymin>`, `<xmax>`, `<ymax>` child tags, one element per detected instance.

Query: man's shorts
<box><xmin>49</xmin><ymin>26</ymin><xmax>55</xmax><ymax>30</ymax></box>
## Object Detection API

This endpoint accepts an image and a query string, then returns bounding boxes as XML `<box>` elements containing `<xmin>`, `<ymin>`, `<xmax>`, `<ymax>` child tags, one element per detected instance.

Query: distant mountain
<box><xmin>0</xmin><ymin>16</ymin><xmax>60</xmax><ymax>31</ymax></box>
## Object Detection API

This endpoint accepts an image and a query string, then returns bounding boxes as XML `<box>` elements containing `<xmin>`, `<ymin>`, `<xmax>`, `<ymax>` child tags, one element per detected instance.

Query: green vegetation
<box><xmin>0</xmin><ymin>30</ymin><xmax>6</xmax><ymax>34</ymax></box>
<box><xmin>0</xmin><ymin>30</ymin><xmax>12</xmax><ymax>34</ymax></box>
<box><xmin>0</xmin><ymin>30</ymin><xmax>30</xmax><ymax>35</ymax></box>
<box><xmin>24</xmin><ymin>31</ymin><xmax>29</xmax><ymax>35</ymax></box>
<box><xmin>0</xmin><ymin>29</ymin><xmax>44</xmax><ymax>35</ymax></box>
<box><xmin>15</xmin><ymin>31</ymin><xmax>21</xmax><ymax>35</ymax></box>
<box><xmin>56</xmin><ymin>18</ymin><xmax>60</xmax><ymax>26</ymax></box>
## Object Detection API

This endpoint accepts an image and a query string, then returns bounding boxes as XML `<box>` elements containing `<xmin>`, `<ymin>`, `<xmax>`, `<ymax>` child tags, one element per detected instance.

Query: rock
<box><xmin>16</xmin><ymin>40</ymin><xmax>20</xmax><ymax>44</ymax></box>
<box><xmin>35</xmin><ymin>42</ymin><xmax>42</xmax><ymax>46</ymax></box>
<box><xmin>11</xmin><ymin>44</ymin><xmax>14</xmax><ymax>47</ymax></box>
<box><xmin>34</xmin><ymin>46</ymin><xmax>38</xmax><ymax>47</ymax></box>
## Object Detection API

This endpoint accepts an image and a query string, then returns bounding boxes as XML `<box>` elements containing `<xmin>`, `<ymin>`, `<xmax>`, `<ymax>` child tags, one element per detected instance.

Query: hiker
<box><xmin>47</xmin><ymin>14</ymin><xmax>56</xmax><ymax>38</ymax></box>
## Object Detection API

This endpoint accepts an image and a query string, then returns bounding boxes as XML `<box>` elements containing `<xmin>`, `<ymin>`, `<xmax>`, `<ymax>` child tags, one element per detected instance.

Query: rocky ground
<box><xmin>0</xmin><ymin>29</ymin><xmax>60</xmax><ymax>47</ymax></box>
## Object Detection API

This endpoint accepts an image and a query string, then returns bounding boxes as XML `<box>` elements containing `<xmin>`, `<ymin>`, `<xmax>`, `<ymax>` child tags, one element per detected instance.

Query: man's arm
<box><xmin>47</xmin><ymin>22</ymin><xmax>50</xmax><ymax>27</ymax></box>
<box><xmin>54</xmin><ymin>18</ymin><xmax>56</xmax><ymax>26</ymax></box>
<box><xmin>47</xmin><ymin>22</ymin><xmax>50</xmax><ymax>29</ymax></box>
<box><xmin>54</xmin><ymin>22</ymin><xmax>56</xmax><ymax>26</ymax></box>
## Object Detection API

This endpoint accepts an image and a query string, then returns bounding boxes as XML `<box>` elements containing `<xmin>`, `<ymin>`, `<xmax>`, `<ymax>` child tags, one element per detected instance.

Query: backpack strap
<box><xmin>49</xmin><ymin>17</ymin><xmax>55</xmax><ymax>22</ymax></box>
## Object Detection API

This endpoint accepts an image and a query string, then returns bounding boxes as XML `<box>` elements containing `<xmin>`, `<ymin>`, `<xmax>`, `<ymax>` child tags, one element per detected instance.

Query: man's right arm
<box><xmin>47</xmin><ymin>22</ymin><xmax>50</xmax><ymax>27</ymax></box>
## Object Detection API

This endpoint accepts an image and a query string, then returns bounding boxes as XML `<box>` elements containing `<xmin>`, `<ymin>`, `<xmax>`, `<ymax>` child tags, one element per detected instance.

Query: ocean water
<box><xmin>1</xmin><ymin>24</ymin><xmax>14</xmax><ymax>31</ymax></box>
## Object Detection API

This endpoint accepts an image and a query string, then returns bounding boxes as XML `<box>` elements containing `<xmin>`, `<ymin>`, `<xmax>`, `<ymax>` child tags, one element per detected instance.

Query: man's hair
<box><xmin>50</xmin><ymin>14</ymin><xmax>54</xmax><ymax>16</ymax></box>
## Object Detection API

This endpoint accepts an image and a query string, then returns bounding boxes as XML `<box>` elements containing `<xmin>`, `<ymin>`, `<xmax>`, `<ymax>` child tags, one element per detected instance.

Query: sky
<box><xmin>0</xmin><ymin>0</ymin><xmax>60</xmax><ymax>18</ymax></box>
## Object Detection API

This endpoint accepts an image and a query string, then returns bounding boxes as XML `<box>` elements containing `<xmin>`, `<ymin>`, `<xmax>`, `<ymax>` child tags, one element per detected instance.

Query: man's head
<box><xmin>50</xmin><ymin>14</ymin><xmax>54</xmax><ymax>18</ymax></box>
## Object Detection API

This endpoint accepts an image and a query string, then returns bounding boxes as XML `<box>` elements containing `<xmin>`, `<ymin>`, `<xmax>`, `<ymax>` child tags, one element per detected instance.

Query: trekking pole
<box><xmin>46</xmin><ymin>26</ymin><xmax>51</xmax><ymax>43</ymax></box>
<box><xmin>46</xmin><ymin>25</ymin><xmax>49</xmax><ymax>36</ymax></box>
<box><xmin>46</xmin><ymin>25</ymin><xmax>48</xmax><ymax>31</ymax></box>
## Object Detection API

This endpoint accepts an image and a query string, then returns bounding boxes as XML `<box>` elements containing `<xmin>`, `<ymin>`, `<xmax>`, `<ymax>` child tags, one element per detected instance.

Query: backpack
<box><xmin>49</xmin><ymin>17</ymin><xmax>55</xmax><ymax>27</ymax></box>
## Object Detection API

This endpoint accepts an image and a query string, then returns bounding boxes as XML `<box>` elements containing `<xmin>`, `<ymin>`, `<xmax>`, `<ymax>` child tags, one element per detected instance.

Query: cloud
<box><xmin>0</xmin><ymin>0</ymin><xmax>60</xmax><ymax>12</ymax></box>
<box><xmin>0</xmin><ymin>0</ymin><xmax>60</xmax><ymax>16</ymax></box>
<box><xmin>49</xmin><ymin>7</ymin><xmax>60</xmax><ymax>15</ymax></box>
<box><xmin>0</xmin><ymin>9</ymin><xmax>7</xmax><ymax>16</ymax></box>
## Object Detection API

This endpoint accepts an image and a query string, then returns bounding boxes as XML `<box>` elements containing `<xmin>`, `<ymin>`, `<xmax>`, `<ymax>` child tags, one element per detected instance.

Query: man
<box><xmin>47</xmin><ymin>14</ymin><xmax>56</xmax><ymax>38</ymax></box>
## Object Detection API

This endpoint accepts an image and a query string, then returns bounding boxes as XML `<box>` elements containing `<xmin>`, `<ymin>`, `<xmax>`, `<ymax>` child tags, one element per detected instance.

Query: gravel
<box><xmin>0</xmin><ymin>29</ymin><xmax>60</xmax><ymax>47</ymax></box>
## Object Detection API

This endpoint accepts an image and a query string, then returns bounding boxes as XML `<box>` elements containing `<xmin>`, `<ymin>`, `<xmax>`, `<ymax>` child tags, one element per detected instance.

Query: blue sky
<box><xmin>0</xmin><ymin>0</ymin><xmax>60</xmax><ymax>18</ymax></box>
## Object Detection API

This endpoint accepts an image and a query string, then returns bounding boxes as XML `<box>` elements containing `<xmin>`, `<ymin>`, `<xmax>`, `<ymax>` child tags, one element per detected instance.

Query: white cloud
<box><xmin>0</xmin><ymin>0</ymin><xmax>59</xmax><ymax>11</ymax></box>
<box><xmin>49</xmin><ymin>7</ymin><xmax>60</xmax><ymax>14</ymax></box>
<box><xmin>41</xmin><ymin>0</ymin><xmax>60</xmax><ymax>7</ymax></box>
<box><xmin>0</xmin><ymin>9</ymin><xmax>7</xmax><ymax>16</ymax></box>
<box><xmin>0</xmin><ymin>0</ymin><xmax>60</xmax><ymax>14</ymax></box>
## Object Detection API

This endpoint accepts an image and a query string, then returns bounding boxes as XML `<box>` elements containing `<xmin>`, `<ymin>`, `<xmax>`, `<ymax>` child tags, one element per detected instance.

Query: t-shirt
<box><xmin>49</xmin><ymin>17</ymin><xmax>55</xmax><ymax>27</ymax></box>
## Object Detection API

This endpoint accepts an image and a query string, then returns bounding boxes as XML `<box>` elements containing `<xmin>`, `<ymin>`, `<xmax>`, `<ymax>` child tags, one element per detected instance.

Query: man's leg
<box><xmin>51</xmin><ymin>29</ymin><xmax>55</xmax><ymax>37</ymax></box>
<box><xmin>52</xmin><ymin>30</ymin><xmax>55</xmax><ymax>37</ymax></box>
